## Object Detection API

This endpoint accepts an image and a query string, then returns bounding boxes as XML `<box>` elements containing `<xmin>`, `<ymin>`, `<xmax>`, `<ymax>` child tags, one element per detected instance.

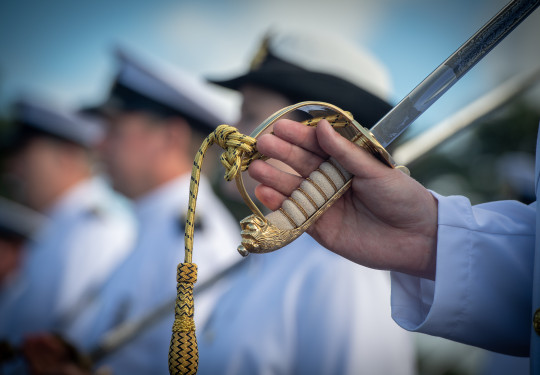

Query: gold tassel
<box><xmin>168</xmin><ymin>263</ymin><xmax>198</xmax><ymax>375</ymax></box>
<box><xmin>169</xmin><ymin>125</ymin><xmax>258</xmax><ymax>374</ymax></box>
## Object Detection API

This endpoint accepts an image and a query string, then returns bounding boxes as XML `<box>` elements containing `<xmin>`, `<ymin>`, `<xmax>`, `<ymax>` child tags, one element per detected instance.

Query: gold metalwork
<box><xmin>235</xmin><ymin>101</ymin><xmax>409</xmax><ymax>256</ymax></box>
<box><xmin>249</xmin><ymin>34</ymin><xmax>270</xmax><ymax>71</ymax></box>
<box><xmin>534</xmin><ymin>308</ymin><xmax>540</xmax><ymax>336</ymax></box>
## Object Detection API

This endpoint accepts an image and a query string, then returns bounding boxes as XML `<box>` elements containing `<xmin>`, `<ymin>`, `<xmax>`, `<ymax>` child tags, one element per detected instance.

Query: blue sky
<box><xmin>1</xmin><ymin>0</ymin><xmax>538</xmax><ymax>134</ymax></box>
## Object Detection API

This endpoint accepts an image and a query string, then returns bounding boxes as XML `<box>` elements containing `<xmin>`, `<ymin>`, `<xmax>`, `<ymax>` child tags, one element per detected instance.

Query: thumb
<box><xmin>316</xmin><ymin>120</ymin><xmax>389</xmax><ymax>179</ymax></box>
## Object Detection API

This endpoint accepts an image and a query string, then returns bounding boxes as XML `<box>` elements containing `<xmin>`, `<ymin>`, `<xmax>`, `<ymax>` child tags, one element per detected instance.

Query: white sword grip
<box><xmin>266</xmin><ymin>157</ymin><xmax>352</xmax><ymax>230</ymax></box>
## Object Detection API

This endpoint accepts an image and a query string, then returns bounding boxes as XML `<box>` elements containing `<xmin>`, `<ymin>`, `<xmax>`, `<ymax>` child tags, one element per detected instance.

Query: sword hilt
<box><xmin>237</xmin><ymin>114</ymin><xmax>408</xmax><ymax>256</ymax></box>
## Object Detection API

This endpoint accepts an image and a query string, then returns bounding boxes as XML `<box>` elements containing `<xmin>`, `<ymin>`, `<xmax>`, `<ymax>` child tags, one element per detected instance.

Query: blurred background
<box><xmin>1</xmin><ymin>0</ymin><xmax>539</xmax><ymax>374</ymax></box>
<box><xmin>1</xmin><ymin>0</ymin><xmax>539</xmax><ymax>122</ymax></box>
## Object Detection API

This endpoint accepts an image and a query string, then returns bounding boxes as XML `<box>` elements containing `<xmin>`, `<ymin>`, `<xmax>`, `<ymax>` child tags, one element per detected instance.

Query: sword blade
<box><xmin>370</xmin><ymin>0</ymin><xmax>540</xmax><ymax>148</ymax></box>
<box><xmin>392</xmin><ymin>65</ymin><xmax>540</xmax><ymax>166</ymax></box>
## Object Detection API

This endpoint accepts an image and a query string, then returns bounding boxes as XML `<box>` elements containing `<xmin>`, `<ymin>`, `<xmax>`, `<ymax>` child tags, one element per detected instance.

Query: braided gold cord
<box><xmin>184</xmin><ymin>125</ymin><xmax>258</xmax><ymax>263</ymax></box>
<box><xmin>169</xmin><ymin>263</ymin><xmax>198</xmax><ymax>375</ymax></box>
<box><xmin>169</xmin><ymin>116</ymin><xmax>350</xmax><ymax>374</ymax></box>
<box><xmin>303</xmin><ymin>113</ymin><xmax>351</xmax><ymax>128</ymax></box>
<box><xmin>169</xmin><ymin>125</ymin><xmax>258</xmax><ymax>375</ymax></box>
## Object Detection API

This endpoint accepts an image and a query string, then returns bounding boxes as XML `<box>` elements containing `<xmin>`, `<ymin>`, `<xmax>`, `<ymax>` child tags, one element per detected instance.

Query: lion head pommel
<box><xmin>237</xmin><ymin>214</ymin><xmax>297</xmax><ymax>256</ymax></box>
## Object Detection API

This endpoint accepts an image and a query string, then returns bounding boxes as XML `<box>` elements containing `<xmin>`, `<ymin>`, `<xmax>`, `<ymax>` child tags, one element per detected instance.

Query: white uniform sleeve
<box><xmin>391</xmin><ymin>192</ymin><xmax>535</xmax><ymax>356</ymax></box>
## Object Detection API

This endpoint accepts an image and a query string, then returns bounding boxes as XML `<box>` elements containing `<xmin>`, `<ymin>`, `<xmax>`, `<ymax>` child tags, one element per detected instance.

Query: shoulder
<box><xmin>81</xmin><ymin>182</ymin><xmax>135</xmax><ymax>232</ymax></box>
<box><xmin>56</xmin><ymin>183</ymin><xmax>136</xmax><ymax>254</ymax></box>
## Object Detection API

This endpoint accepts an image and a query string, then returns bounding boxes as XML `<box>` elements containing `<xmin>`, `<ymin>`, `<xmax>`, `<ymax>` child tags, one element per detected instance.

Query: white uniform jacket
<box><xmin>0</xmin><ymin>177</ymin><xmax>136</xmax><ymax>341</ymax></box>
<box><xmin>391</xmin><ymin>132</ymin><xmax>540</xmax><ymax>374</ymax></box>
<box><xmin>68</xmin><ymin>175</ymin><xmax>241</xmax><ymax>374</ymax></box>
<box><xmin>197</xmin><ymin>234</ymin><xmax>415</xmax><ymax>375</ymax></box>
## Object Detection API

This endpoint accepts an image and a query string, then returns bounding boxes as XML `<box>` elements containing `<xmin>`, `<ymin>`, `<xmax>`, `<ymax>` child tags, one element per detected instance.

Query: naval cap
<box><xmin>210</xmin><ymin>29</ymin><xmax>393</xmax><ymax>127</ymax></box>
<box><xmin>0</xmin><ymin>196</ymin><xmax>46</xmax><ymax>241</ymax></box>
<box><xmin>90</xmin><ymin>47</ymin><xmax>232</xmax><ymax>135</ymax></box>
<box><xmin>2</xmin><ymin>97</ymin><xmax>104</xmax><ymax>153</ymax></box>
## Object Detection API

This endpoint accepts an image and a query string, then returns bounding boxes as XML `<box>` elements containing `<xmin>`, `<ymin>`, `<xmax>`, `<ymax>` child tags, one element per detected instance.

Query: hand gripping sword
<box><xmin>236</xmin><ymin>0</ymin><xmax>540</xmax><ymax>256</ymax></box>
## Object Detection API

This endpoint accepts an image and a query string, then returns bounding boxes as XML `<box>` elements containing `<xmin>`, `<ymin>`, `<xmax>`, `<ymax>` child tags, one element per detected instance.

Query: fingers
<box><xmin>248</xmin><ymin>159</ymin><xmax>304</xmax><ymax>196</ymax></box>
<box><xmin>23</xmin><ymin>335</ymin><xmax>59</xmax><ymax>373</ymax></box>
<box><xmin>249</xmin><ymin>158</ymin><xmax>303</xmax><ymax>211</ymax></box>
<box><xmin>251</xmin><ymin>118</ymin><xmax>395</xmax><ymax>215</ymax></box>
<box><xmin>256</xmin><ymin>133</ymin><xmax>325</xmax><ymax>177</ymax></box>
<box><xmin>316</xmin><ymin>120</ymin><xmax>391</xmax><ymax>179</ymax></box>
<box><xmin>259</xmin><ymin>118</ymin><xmax>390</xmax><ymax>180</ymax></box>
<box><xmin>272</xmin><ymin>119</ymin><xmax>327</xmax><ymax>157</ymax></box>
<box><xmin>254</xmin><ymin>184</ymin><xmax>287</xmax><ymax>211</ymax></box>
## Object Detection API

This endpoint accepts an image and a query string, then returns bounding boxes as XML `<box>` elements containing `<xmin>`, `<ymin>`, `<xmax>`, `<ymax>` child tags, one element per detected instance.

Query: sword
<box><xmin>237</xmin><ymin>0</ymin><xmax>540</xmax><ymax>256</ymax></box>
<box><xmin>371</xmin><ymin>0</ymin><xmax>540</xmax><ymax>147</ymax></box>
<box><xmin>393</xmin><ymin>65</ymin><xmax>540</xmax><ymax>166</ymax></box>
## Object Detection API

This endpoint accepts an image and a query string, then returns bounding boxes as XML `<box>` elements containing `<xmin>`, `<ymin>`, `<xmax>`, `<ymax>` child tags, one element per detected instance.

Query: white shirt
<box><xmin>68</xmin><ymin>174</ymin><xmax>241</xmax><ymax>374</ymax></box>
<box><xmin>0</xmin><ymin>177</ymin><xmax>136</xmax><ymax>342</ymax></box>
<box><xmin>197</xmin><ymin>234</ymin><xmax>416</xmax><ymax>375</ymax></box>
<box><xmin>390</xmin><ymin>130</ymin><xmax>540</xmax><ymax>374</ymax></box>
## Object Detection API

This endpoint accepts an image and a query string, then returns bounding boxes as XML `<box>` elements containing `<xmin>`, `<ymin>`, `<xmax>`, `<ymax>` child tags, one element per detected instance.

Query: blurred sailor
<box><xmin>0</xmin><ymin>98</ymin><xmax>136</xmax><ymax>343</ymax></box>
<box><xmin>0</xmin><ymin>197</ymin><xmax>46</xmax><ymax>288</ymax></box>
<box><xmin>198</xmin><ymin>29</ymin><xmax>415</xmax><ymax>374</ymax></box>
<box><xmin>68</xmin><ymin>47</ymin><xmax>241</xmax><ymax>374</ymax></box>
